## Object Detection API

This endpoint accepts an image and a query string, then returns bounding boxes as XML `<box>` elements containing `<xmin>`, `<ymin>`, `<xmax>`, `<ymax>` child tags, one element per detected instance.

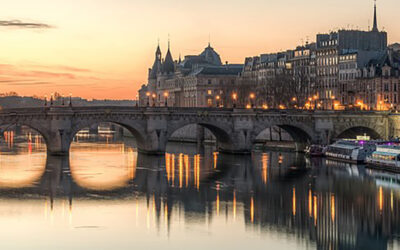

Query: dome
<box><xmin>200</xmin><ymin>44</ymin><xmax>222</xmax><ymax>66</ymax></box>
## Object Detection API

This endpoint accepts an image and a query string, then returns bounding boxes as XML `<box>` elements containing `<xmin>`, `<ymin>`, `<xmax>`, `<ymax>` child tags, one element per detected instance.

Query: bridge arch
<box><xmin>0</xmin><ymin>122</ymin><xmax>50</xmax><ymax>150</ymax></box>
<box><xmin>69</xmin><ymin>119</ymin><xmax>147</xmax><ymax>151</ymax></box>
<box><xmin>335</xmin><ymin>126</ymin><xmax>383</xmax><ymax>140</ymax></box>
<box><xmin>166</xmin><ymin>121</ymin><xmax>234</xmax><ymax>152</ymax></box>
<box><xmin>253</xmin><ymin>123</ymin><xmax>314</xmax><ymax>152</ymax></box>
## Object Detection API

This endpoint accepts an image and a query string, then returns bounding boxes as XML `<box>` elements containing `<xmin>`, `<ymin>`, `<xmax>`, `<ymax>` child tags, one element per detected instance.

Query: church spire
<box><xmin>372</xmin><ymin>0</ymin><xmax>378</xmax><ymax>32</ymax></box>
<box><xmin>167</xmin><ymin>33</ymin><xmax>170</xmax><ymax>51</ymax></box>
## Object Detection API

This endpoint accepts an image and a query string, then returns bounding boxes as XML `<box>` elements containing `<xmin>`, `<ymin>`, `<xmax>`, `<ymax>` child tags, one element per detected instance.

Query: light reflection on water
<box><xmin>1</xmin><ymin>132</ymin><xmax>400</xmax><ymax>249</ymax></box>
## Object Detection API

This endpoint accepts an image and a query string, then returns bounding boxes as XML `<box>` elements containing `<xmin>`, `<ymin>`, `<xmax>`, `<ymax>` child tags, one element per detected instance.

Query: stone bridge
<box><xmin>0</xmin><ymin>106</ymin><xmax>399</xmax><ymax>155</ymax></box>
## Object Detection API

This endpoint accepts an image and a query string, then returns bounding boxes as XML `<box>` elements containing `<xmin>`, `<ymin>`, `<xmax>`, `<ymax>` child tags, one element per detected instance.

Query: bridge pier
<box><xmin>294</xmin><ymin>142</ymin><xmax>307</xmax><ymax>152</ymax></box>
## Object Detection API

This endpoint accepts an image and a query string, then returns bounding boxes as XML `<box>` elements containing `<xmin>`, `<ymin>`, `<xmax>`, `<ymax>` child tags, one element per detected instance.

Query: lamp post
<box><xmin>136</xmin><ymin>94</ymin><xmax>139</xmax><ymax>107</ymax></box>
<box><xmin>249</xmin><ymin>93</ymin><xmax>255</xmax><ymax>108</ymax></box>
<box><xmin>44</xmin><ymin>95</ymin><xmax>47</xmax><ymax>107</ymax></box>
<box><xmin>146</xmin><ymin>92</ymin><xmax>150</xmax><ymax>107</ymax></box>
<box><xmin>232</xmin><ymin>93</ymin><xmax>237</xmax><ymax>108</ymax></box>
<box><xmin>313</xmin><ymin>95</ymin><xmax>318</xmax><ymax>110</ymax></box>
<box><xmin>69</xmin><ymin>93</ymin><xmax>72</xmax><ymax>107</ymax></box>
<box><xmin>164</xmin><ymin>92</ymin><xmax>169</xmax><ymax>107</ymax></box>
<box><xmin>291</xmin><ymin>97</ymin><xmax>297</xmax><ymax>109</ymax></box>
<box><xmin>152</xmin><ymin>93</ymin><xmax>156</xmax><ymax>107</ymax></box>
<box><xmin>215</xmin><ymin>95</ymin><xmax>220</xmax><ymax>108</ymax></box>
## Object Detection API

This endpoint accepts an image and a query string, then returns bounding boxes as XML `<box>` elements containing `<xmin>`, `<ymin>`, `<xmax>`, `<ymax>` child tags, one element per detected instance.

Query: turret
<box><xmin>162</xmin><ymin>38</ymin><xmax>175</xmax><ymax>74</ymax></box>
<box><xmin>149</xmin><ymin>43</ymin><xmax>162</xmax><ymax>80</ymax></box>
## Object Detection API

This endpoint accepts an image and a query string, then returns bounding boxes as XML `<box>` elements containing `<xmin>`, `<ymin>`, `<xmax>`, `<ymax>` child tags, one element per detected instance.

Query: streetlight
<box><xmin>215</xmin><ymin>95</ymin><xmax>220</xmax><ymax>107</ymax></box>
<box><xmin>69</xmin><ymin>93</ymin><xmax>72</xmax><ymax>107</ymax></box>
<box><xmin>313</xmin><ymin>95</ymin><xmax>318</xmax><ymax>110</ymax></box>
<box><xmin>44</xmin><ymin>95</ymin><xmax>47</xmax><ymax>107</ymax></box>
<box><xmin>232</xmin><ymin>93</ymin><xmax>238</xmax><ymax>108</ymax></box>
<box><xmin>249</xmin><ymin>93</ymin><xmax>255</xmax><ymax>108</ymax></box>
<box><xmin>146</xmin><ymin>92</ymin><xmax>150</xmax><ymax>107</ymax></box>
<box><xmin>152</xmin><ymin>93</ymin><xmax>156</xmax><ymax>107</ymax></box>
<box><xmin>291</xmin><ymin>97</ymin><xmax>297</xmax><ymax>109</ymax></box>
<box><xmin>164</xmin><ymin>92</ymin><xmax>169</xmax><ymax>107</ymax></box>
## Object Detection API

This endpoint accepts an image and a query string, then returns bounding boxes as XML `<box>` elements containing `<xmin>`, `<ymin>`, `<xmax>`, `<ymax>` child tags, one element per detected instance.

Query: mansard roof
<box><xmin>189</xmin><ymin>65</ymin><xmax>243</xmax><ymax>76</ymax></box>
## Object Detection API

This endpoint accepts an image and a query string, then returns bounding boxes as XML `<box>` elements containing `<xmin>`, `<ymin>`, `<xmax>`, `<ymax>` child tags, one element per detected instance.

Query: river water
<box><xmin>0</xmin><ymin>130</ymin><xmax>400</xmax><ymax>250</ymax></box>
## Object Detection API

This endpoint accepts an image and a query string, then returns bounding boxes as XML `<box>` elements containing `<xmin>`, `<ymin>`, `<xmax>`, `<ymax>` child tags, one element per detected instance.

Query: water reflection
<box><xmin>2</xmin><ymin>134</ymin><xmax>400</xmax><ymax>249</ymax></box>
<box><xmin>70</xmin><ymin>142</ymin><xmax>137</xmax><ymax>190</ymax></box>
<box><xmin>0</xmin><ymin>128</ymin><xmax>46</xmax><ymax>189</ymax></box>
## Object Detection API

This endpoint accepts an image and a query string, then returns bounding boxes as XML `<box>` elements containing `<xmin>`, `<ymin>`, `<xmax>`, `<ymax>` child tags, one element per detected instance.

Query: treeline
<box><xmin>0</xmin><ymin>93</ymin><xmax>136</xmax><ymax>109</ymax></box>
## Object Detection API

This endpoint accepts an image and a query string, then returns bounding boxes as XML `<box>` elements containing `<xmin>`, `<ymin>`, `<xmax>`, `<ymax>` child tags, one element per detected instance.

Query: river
<box><xmin>0</xmin><ymin>130</ymin><xmax>399</xmax><ymax>250</ymax></box>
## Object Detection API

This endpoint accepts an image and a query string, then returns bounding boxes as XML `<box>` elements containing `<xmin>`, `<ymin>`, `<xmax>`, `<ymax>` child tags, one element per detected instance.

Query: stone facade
<box><xmin>237</xmin><ymin>2</ymin><xmax>393</xmax><ymax>110</ymax></box>
<box><xmin>139</xmin><ymin>43</ymin><xmax>243</xmax><ymax>108</ymax></box>
<box><xmin>338</xmin><ymin>49</ymin><xmax>400</xmax><ymax>110</ymax></box>
<box><xmin>0</xmin><ymin>106</ymin><xmax>398</xmax><ymax>156</ymax></box>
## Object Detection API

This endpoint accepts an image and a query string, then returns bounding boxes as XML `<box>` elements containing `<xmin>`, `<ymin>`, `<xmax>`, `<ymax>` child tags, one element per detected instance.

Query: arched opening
<box><xmin>0</xmin><ymin>124</ymin><xmax>47</xmax><ymax>188</ymax></box>
<box><xmin>166</xmin><ymin>123</ymin><xmax>233</xmax><ymax>155</ymax></box>
<box><xmin>70</xmin><ymin>122</ymin><xmax>137</xmax><ymax>191</ymax></box>
<box><xmin>167</xmin><ymin>124</ymin><xmax>217</xmax><ymax>154</ymax></box>
<box><xmin>254</xmin><ymin>125</ymin><xmax>312</xmax><ymax>152</ymax></box>
<box><xmin>335</xmin><ymin>126</ymin><xmax>382</xmax><ymax>140</ymax></box>
<box><xmin>165</xmin><ymin>123</ymin><xmax>231</xmax><ymax>188</ymax></box>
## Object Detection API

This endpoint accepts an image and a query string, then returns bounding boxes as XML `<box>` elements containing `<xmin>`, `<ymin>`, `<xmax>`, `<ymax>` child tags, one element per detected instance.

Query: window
<box><xmin>207</xmin><ymin>90</ymin><xmax>212</xmax><ymax>95</ymax></box>
<box><xmin>208</xmin><ymin>79</ymin><xmax>212</xmax><ymax>84</ymax></box>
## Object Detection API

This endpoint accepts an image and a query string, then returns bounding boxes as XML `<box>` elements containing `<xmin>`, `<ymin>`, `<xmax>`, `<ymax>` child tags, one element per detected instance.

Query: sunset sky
<box><xmin>0</xmin><ymin>0</ymin><xmax>399</xmax><ymax>100</ymax></box>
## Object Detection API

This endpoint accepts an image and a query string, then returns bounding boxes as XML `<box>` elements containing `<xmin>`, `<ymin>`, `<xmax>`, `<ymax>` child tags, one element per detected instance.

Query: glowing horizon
<box><xmin>0</xmin><ymin>0</ymin><xmax>399</xmax><ymax>99</ymax></box>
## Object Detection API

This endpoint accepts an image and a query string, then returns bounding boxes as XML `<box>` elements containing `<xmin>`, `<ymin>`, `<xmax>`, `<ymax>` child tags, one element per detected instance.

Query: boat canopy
<box><xmin>373</xmin><ymin>151</ymin><xmax>400</xmax><ymax>157</ymax></box>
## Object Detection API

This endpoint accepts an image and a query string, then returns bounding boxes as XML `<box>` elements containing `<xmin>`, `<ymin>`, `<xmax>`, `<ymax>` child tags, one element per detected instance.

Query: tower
<box><xmin>148</xmin><ymin>41</ymin><xmax>162</xmax><ymax>80</ymax></box>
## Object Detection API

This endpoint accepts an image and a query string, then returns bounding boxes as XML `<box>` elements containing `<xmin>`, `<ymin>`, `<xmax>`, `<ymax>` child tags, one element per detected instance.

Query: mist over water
<box><xmin>0</xmin><ymin>129</ymin><xmax>399</xmax><ymax>250</ymax></box>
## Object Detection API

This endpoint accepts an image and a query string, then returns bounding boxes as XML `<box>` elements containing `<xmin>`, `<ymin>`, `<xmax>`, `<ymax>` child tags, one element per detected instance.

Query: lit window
<box><xmin>207</xmin><ymin>90</ymin><xmax>212</xmax><ymax>95</ymax></box>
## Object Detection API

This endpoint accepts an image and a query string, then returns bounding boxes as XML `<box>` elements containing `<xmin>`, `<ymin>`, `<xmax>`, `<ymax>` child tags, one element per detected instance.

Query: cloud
<box><xmin>32</xmin><ymin>65</ymin><xmax>92</xmax><ymax>73</ymax></box>
<box><xmin>8</xmin><ymin>81</ymin><xmax>53</xmax><ymax>86</ymax></box>
<box><xmin>0</xmin><ymin>20</ymin><xmax>54</xmax><ymax>29</ymax></box>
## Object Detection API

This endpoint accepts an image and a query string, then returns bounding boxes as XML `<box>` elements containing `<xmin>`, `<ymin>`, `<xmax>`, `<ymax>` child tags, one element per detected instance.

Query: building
<box><xmin>316</xmin><ymin>2</ymin><xmax>387</xmax><ymax>108</ymax></box>
<box><xmin>338</xmin><ymin>49</ymin><xmax>384</xmax><ymax>106</ymax></box>
<box><xmin>139</xmin><ymin>42</ymin><xmax>243</xmax><ymax>107</ymax></box>
<box><xmin>340</xmin><ymin>49</ymin><xmax>400</xmax><ymax>111</ymax></box>
<box><xmin>240</xmin><ymin>43</ymin><xmax>317</xmax><ymax>109</ymax></box>
<box><xmin>138</xmin><ymin>2</ymin><xmax>399</xmax><ymax>111</ymax></box>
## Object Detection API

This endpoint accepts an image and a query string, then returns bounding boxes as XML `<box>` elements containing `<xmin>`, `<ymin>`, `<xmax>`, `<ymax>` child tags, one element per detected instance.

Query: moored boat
<box><xmin>366</xmin><ymin>145</ymin><xmax>400</xmax><ymax>172</ymax></box>
<box><xmin>304</xmin><ymin>144</ymin><xmax>325</xmax><ymax>157</ymax></box>
<box><xmin>325</xmin><ymin>140</ymin><xmax>377</xmax><ymax>163</ymax></box>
